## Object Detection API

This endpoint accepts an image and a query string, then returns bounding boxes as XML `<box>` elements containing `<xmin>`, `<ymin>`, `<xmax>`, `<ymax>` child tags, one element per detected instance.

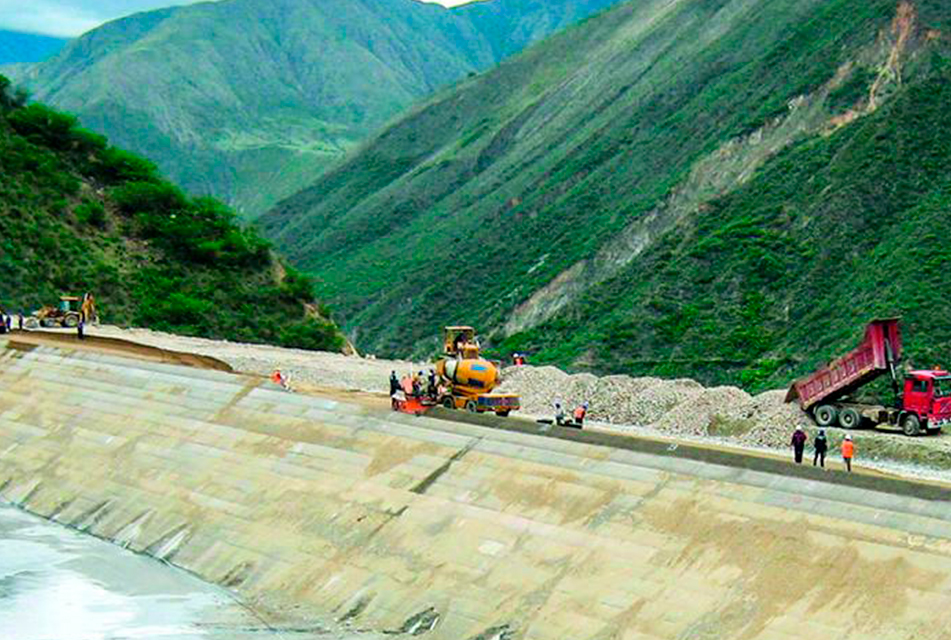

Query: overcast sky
<box><xmin>1</xmin><ymin>0</ymin><xmax>470</xmax><ymax>38</ymax></box>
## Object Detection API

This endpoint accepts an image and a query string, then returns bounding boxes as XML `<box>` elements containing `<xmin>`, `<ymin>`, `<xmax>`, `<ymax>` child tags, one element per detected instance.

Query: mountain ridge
<box><xmin>0</xmin><ymin>30</ymin><xmax>69</xmax><ymax>65</ymax></box>
<box><xmin>17</xmin><ymin>0</ymin><xmax>620</xmax><ymax>217</ymax></box>
<box><xmin>262</xmin><ymin>0</ymin><xmax>951</xmax><ymax>390</ymax></box>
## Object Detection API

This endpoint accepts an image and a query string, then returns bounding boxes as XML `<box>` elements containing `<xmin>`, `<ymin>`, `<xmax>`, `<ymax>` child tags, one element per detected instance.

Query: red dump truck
<box><xmin>786</xmin><ymin>318</ymin><xmax>951</xmax><ymax>436</ymax></box>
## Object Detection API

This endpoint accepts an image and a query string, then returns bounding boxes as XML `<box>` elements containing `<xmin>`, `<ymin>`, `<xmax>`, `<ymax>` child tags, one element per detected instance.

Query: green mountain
<box><xmin>0</xmin><ymin>30</ymin><xmax>68</xmax><ymax>65</ymax></box>
<box><xmin>0</xmin><ymin>74</ymin><xmax>343</xmax><ymax>352</ymax></box>
<box><xmin>263</xmin><ymin>0</ymin><xmax>951</xmax><ymax>390</ymax></box>
<box><xmin>16</xmin><ymin>0</ymin><xmax>618</xmax><ymax>219</ymax></box>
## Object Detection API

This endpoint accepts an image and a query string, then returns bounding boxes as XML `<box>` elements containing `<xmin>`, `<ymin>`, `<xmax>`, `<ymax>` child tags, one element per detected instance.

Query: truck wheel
<box><xmin>24</xmin><ymin>317</ymin><xmax>39</xmax><ymax>329</ymax></box>
<box><xmin>40</xmin><ymin>317</ymin><xmax>56</xmax><ymax>328</ymax></box>
<box><xmin>441</xmin><ymin>396</ymin><xmax>455</xmax><ymax>409</ymax></box>
<box><xmin>497</xmin><ymin>410</ymin><xmax>510</xmax><ymax>418</ymax></box>
<box><xmin>902</xmin><ymin>414</ymin><xmax>922</xmax><ymax>437</ymax></box>
<box><xmin>814</xmin><ymin>405</ymin><xmax>838</xmax><ymax>427</ymax></box>
<box><xmin>839</xmin><ymin>408</ymin><xmax>861</xmax><ymax>429</ymax></box>
<box><xmin>63</xmin><ymin>314</ymin><xmax>79</xmax><ymax>328</ymax></box>
<box><xmin>465</xmin><ymin>400</ymin><xmax>478</xmax><ymax>413</ymax></box>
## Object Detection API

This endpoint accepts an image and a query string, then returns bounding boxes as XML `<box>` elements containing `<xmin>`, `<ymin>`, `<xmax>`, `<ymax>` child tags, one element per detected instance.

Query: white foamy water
<box><xmin>0</xmin><ymin>504</ymin><xmax>369</xmax><ymax>640</ymax></box>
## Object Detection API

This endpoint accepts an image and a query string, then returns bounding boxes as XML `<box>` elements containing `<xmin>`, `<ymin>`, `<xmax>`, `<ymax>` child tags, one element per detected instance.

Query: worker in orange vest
<box><xmin>841</xmin><ymin>434</ymin><xmax>855</xmax><ymax>472</ymax></box>
<box><xmin>270</xmin><ymin>369</ymin><xmax>290</xmax><ymax>391</ymax></box>
<box><xmin>573</xmin><ymin>402</ymin><xmax>588</xmax><ymax>428</ymax></box>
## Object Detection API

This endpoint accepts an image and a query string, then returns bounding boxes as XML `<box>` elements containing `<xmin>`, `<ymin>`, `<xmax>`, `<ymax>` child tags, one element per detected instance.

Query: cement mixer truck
<box><xmin>436</xmin><ymin>326</ymin><xmax>520</xmax><ymax>417</ymax></box>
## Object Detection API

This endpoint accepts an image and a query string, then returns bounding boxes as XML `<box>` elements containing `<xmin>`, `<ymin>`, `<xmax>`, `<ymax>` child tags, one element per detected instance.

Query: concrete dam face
<box><xmin>2</xmin><ymin>337</ymin><xmax>951</xmax><ymax>639</ymax></box>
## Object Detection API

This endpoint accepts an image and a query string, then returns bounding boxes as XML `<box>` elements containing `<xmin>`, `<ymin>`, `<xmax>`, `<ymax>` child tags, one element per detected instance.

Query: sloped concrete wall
<box><xmin>2</xmin><ymin>338</ymin><xmax>951</xmax><ymax>639</ymax></box>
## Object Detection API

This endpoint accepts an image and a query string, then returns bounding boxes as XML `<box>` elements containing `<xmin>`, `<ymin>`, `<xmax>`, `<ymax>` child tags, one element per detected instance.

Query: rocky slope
<box><xmin>263</xmin><ymin>0</ymin><xmax>951</xmax><ymax>389</ymax></box>
<box><xmin>14</xmin><ymin>0</ymin><xmax>619</xmax><ymax>218</ymax></box>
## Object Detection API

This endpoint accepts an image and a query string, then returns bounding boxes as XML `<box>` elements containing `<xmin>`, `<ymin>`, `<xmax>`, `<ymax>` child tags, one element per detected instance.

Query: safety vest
<box><xmin>842</xmin><ymin>441</ymin><xmax>855</xmax><ymax>458</ymax></box>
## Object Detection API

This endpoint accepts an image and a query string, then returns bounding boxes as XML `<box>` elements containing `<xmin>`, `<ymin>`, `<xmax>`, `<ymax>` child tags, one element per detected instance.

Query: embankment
<box><xmin>3</xmin><ymin>338</ymin><xmax>951</xmax><ymax>639</ymax></box>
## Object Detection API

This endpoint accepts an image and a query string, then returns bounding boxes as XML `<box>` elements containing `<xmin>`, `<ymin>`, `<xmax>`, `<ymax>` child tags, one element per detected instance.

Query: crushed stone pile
<box><xmin>497</xmin><ymin>365</ymin><xmax>812</xmax><ymax>445</ymax></box>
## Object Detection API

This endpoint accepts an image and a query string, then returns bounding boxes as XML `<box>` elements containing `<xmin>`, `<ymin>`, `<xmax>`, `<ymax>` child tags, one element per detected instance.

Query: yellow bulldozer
<box><xmin>436</xmin><ymin>326</ymin><xmax>520</xmax><ymax>417</ymax></box>
<box><xmin>25</xmin><ymin>293</ymin><xmax>97</xmax><ymax>329</ymax></box>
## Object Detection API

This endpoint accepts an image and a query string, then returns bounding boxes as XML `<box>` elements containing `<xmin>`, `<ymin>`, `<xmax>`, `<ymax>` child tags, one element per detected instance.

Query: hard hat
<box><xmin>845</xmin><ymin>434</ymin><xmax>852</xmax><ymax>440</ymax></box>
<box><xmin>583</xmin><ymin>402</ymin><xmax>589</xmax><ymax>408</ymax></box>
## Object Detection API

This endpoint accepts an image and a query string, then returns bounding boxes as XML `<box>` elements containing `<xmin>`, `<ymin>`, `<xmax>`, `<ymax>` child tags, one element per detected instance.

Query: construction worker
<box><xmin>390</xmin><ymin>371</ymin><xmax>400</xmax><ymax>396</ymax></box>
<box><xmin>413</xmin><ymin>371</ymin><xmax>425</xmax><ymax>398</ymax></box>
<box><xmin>573</xmin><ymin>402</ymin><xmax>588</xmax><ymax>428</ymax></box>
<box><xmin>554</xmin><ymin>402</ymin><xmax>566</xmax><ymax>426</ymax></box>
<box><xmin>270</xmin><ymin>369</ymin><xmax>290</xmax><ymax>391</ymax></box>
<box><xmin>427</xmin><ymin>369</ymin><xmax>437</xmax><ymax>398</ymax></box>
<box><xmin>0</xmin><ymin>308</ymin><xmax>6</xmax><ymax>335</ymax></box>
<box><xmin>77</xmin><ymin>317</ymin><xmax>84</xmax><ymax>340</ymax></box>
<box><xmin>842</xmin><ymin>434</ymin><xmax>855</xmax><ymax>472</ymax></box>
<box><xmin>391</xmin><ymin>385</ymin><xmax>406</xmax><ymax>411</ymax></box>
<box><xmin>790</xmin><ymin>426</ymin><xmax>807</xmax><ymax>464</ymax></box>
<box><xmin>813</xmin><ymin>429</ymin><xmax>828</xmax><ymax>468</ymax></box>
<box><xmin>17</xmin><ymin>312</ymin><xmax>23</xmax><ymax>330</ymax></box>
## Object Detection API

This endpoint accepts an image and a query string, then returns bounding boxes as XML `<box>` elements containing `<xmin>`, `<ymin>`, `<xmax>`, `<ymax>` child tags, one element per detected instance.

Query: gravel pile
<box><xmin>80</xmin><ymin>325</ymin><xmax>814</xmax><ymax>446</ymax></box>
<box><xmin>497</xmin><ymin>365</ymin><xmax>812</xmax><ymax>445</ymax></box>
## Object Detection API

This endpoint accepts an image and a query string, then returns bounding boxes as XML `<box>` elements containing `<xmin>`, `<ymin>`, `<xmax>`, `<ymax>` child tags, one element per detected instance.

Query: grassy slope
<box><xmin>513</xmin><ymin>49</ymin><xmax>951</xmax><ymax>389</ymax></box>
<box><xmin>0</xmin><ymin>31</ymin><xmax>68</xmax><ymax>65</ymax></box>
<box><xmin>264</xmin><ymin>0</ymin><xmax>951</xmax><ymax>389</ymax></box>
<box><xmin>0</xmin><ymin>76</ymin><xmax>344</xmax><ymax>352</ymax></box>
<box><xmin>17</xmin><ymin>0</ymin><xmax>618</xmax><ymax>218</ymax></box>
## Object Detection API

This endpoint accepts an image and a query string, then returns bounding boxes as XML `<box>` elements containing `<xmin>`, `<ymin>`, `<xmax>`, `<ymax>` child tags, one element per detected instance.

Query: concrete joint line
<box><xmin>410</xmin><ymin>437</ymin><xmax>482</xmax><ymax>496</ymax></box>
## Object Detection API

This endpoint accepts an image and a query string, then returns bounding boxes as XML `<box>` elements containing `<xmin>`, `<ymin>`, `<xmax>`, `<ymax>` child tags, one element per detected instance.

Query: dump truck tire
<box><xmin>814</xmin><ymin>405</ymin><xmax>838</xmax><ymax>427</ymax></box>
<box><xmin>839</xmin><ymin>408</ymin><xmax>861</xmax><ymax>429</ymax></box>
<box><xmin>465</xmin><ymin>400</ymin><xmax>478</xmax><ymax>413</ymax></box>
<box><xmin>24</xmin><ymin>317</ymin><xmax>39</xmax><ymax>329</ymax></box>
<box><xmin>63</xmin><ymin>314</ymin><xmax>79</xmax><ymax>328</ymax></box>
<box><xmin>902</xmin><ymin>414</ymin><xmax>921</xmax><ymax>437</ymax></box>
<box><xmin>442</xmin><ymin>396</ymin><xmax>455</xmax><ymax>409</ymax></box>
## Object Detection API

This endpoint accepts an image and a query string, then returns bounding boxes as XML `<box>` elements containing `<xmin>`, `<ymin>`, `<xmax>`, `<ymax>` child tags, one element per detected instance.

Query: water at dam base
<box><xmin>0</xmin><ymin>504</ymin><xmax>363</xmax><ymax>640</ymax></box>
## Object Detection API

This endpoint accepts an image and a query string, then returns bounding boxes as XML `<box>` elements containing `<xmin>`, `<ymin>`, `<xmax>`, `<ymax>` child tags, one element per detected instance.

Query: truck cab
<box><xmin>902</xmin><ymin>371</ymin><xmax>951</xmax><ymax>432</ymax></box>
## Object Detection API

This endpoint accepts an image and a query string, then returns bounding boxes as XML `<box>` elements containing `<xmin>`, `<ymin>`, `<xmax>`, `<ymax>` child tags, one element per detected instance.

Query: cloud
<box><xmin>0</xmin><ymin>0</ymin><xmax>200</xmax><ymax>37</ymax></box>
<box><xmin>1</xmin><ymin>0</ymin><xmax>473</xmax><ymax>38</ymax></box>
<box><xmin>0</xmin><ymin>0</ymin><xmax>101</xmax><ymax>37</ymax></box>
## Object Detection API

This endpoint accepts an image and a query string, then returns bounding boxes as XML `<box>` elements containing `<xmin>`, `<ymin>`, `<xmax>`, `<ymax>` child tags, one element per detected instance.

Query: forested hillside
<box><xmin>16</xmin><ymin>0</ymin><xmax>618</xmax><ymax>218</ymax></box>
<box><xmin>263</xmin><ymin>0</ymin><xmax>951</xmax><ymax>389</ymax></box>
<box><xmin>0</xmin><ymin>75</ymin><xmax>343</xmax><ymax>352</ymax></box>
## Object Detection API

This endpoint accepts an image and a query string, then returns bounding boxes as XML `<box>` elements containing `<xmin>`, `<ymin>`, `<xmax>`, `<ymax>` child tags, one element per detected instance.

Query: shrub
<box><xmin>92</xmin><ymin>147</ymin><xmax>158</xmax><ymax>185</ymax></box>
<box><xmin>278</xmin><ymin>319</ymin><xmax>345</xmax><ymax>352</ymax></box>
<box><xmin>281</xmin><ymin>267</ymin><xmax>315</xmax><ymax>301</ymax></box>
<box><xmin>8</xmin><ymin>104</ymin><xmax>79</xmax><ymax>152</ymax></box>
<box><xmin>0</xmin><ymin>75</ymin><xmax>27</xmax><ymax>111</ymax></box>
<box><xmin>76</xmin><ymin>201</ymin><xmax>107</xmax><ymax>228</ymax></box>
<box><xmin>111</xmin><ymin>181</ymin><xmax>187</xmax><ymax>217</ymax></box>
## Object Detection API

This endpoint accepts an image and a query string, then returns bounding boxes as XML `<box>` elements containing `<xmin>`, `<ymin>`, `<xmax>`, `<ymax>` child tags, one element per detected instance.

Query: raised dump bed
<box><xmin>787</xmin><ymin>319</ymin><xmax>951</xmax><ymax>435</ymax></box>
